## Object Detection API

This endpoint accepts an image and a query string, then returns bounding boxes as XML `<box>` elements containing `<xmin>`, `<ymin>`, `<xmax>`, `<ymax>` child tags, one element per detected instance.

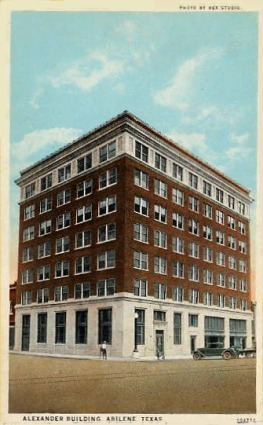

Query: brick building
<box><xmin>9</xmin><ymin>281</ymin><xmax>17</xmax><ymax>349</ymax></box>
<box><xmin>14</xmin><ymin>111</ymin><xmax>253</xmax><ymax>358</ymax></box>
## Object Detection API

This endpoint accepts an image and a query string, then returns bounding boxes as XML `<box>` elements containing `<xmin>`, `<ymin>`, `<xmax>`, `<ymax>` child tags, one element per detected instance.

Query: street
<box><xmin>9</xmin><ymin>354</ymin><xmax>256</xmax><ymax>414</ymax></box>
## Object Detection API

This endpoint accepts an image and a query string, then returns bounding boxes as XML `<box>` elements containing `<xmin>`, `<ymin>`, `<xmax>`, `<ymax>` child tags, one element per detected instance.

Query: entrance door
<box><xmin>156</xmin><ymin>330</ymin><xmax>164</xmax><ymax>359</ymax></box>
<box><xmin>190</xmin><ymin>336</ymin><xmax>196</xmax><ymax>353</ymax></box>
<box><xmin>21</xmin><ymin>315</ymin><xmax>30</xmax><ymax>351</ymax></box>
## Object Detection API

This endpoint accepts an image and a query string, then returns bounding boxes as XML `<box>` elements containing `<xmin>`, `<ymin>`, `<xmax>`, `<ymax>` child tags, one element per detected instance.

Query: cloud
<box><xmin>225</xmin><ymin>132</ymin><xmax>252</xmax><ymax>160</ymax></box>
<box><xmin>153</xmin><ymin>48</ymin><xmax>222</xmax><ymax>110</ymax></box>
<box><xmin>49</xmin><ymin>50</ymin><xmax>125</xmax><ymax>92</ymax></box>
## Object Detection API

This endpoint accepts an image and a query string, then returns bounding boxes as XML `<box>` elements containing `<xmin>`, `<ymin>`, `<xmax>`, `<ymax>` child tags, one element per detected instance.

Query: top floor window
<box><xmin>58</xmin><ymin>164</ymin><xmax>71</xmax><ymax>183</ymax></box>
<box><xmin>25</xmin><ymin>182</ymin><xmax>36</xmax><ymax>199</ymax></box>
<box><xmin>40</xmin><ymin>174</ymin><xmax>52</xmax><ymax>192</ymax></box>
<box><xmin>203</xmin><ymin>181</ymin><xmax>212</xmax><ymax>197</ymax></box>
<box><xmin>228</xmin><ymin>195</ymin><xmax>235</xmax><ymax>210</ymax></box>
<box><xmin>155</xmin><ymin>153</ymin><xmax>167</xmax><ymax>172</ymax></box>
<box><xmin>173</xmin><ymin>163</ymin><xmax>183</xmax><ymax>181</ymax></box>
<box><xmin>189</xmin><ymin>172</ymin><xmax>198</xmax><ymax>189</ymax></box>
<box><xmin>238</xmin><ymin>201</ymin><xmax>246</xmax><ymax>216</ymax></box>
<box><xmin>135</xmin><ymin>141</ymin><xmax>148</xmax><ymax>163</ymax></box>
<box><xmin>216</xmin><ymin>188</ymin><xmax>224</xmax><ymax>204</ymax></box>
<box><xmin>77</xmin><ymin>153</ymin><xmax>92</xmax><ymax>173</ymax></box>
<box><xmin>100</xmin><ymin>141</ymin><xmax>116</xmax><ymax>163</ymax></box>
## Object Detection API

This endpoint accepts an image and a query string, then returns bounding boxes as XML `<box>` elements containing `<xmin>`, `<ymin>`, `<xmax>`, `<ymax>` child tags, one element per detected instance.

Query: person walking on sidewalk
<box><xmin>101</xmin><ymin>341</ymin><xmax>107</xmax><ymax>359</ymax></box>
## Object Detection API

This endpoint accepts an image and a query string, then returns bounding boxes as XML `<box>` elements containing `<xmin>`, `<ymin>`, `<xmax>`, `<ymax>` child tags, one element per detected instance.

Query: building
<box><xmin>14</xmin><ymin>111</ymin><xmax>253</xmax><ymax>358</ymax></box>
<box><xmin>9</xmin><ymin>281</ymin><xmax>17</xmax><ymax>349</ymax></box>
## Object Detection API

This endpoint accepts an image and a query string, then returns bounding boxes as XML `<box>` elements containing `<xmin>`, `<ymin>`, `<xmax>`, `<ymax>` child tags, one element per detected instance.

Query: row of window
<box><xmin>135</xmin><ymin>141</ymin><xmax>248</xmax><ymax>217</ymax></box>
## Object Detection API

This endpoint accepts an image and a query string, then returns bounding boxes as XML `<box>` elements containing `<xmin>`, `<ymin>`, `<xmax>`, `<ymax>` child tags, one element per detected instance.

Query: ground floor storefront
<box><xmin>13</xmin><ymin>294</ymin><xmax>253</xmax><ymax>359</ymax></box>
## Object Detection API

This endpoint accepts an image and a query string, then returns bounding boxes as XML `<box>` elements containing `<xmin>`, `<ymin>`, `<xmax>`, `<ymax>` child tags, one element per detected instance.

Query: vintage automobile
<box><xmin>193</xmin><ymin>345</ymin><xmax>240</xmax><ymax>360</ymax></box>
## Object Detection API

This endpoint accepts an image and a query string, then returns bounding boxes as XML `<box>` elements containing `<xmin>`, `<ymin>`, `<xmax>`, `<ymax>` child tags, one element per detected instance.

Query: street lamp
<box><xmin>133</xmin><ymin>312</ymin><xmax>139</xmax><ymax>356</ymax></box>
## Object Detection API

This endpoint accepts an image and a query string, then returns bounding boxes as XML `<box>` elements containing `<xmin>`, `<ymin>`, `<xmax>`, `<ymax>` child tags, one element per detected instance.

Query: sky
<box><xmin>10</xmin><ymin>11</ymin><xmax>259</xmax><ymax>282</ymax></box>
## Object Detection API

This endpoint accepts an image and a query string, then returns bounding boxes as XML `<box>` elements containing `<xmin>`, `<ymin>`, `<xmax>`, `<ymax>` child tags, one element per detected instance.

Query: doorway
<box><xmin>190</xmin><ymin>335</ymin><xmax>196</xmax><ymax>353</ymax></box>
<box><xmin>21</xmin><ymin>315</ymin><xmax>30</xmax><ymax>351</ymax></box>
<box><xmin>156</xmin><ymin>330</ymin><xmax>164</xmax><ymax>359</ymax></box>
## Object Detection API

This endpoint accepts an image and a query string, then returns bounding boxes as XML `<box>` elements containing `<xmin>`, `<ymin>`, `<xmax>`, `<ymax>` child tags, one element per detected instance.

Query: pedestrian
<box><xmin>101</xmin><ymin>341</ymin><xmax>107</xmax><ymax>359</ymax></box>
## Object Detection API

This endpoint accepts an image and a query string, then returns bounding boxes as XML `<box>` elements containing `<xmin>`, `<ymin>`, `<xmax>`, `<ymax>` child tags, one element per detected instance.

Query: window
<box><xmin>216</xmin><ymin>252</ymin><xmax>225</xmax><ymax>266</ymax></box>
<box><xmin>134</xmin><ymin>196</ymin><xmax>149</xmax><ymax>216</ymax></box>
<box><xmin>22</xmin><ymin>269</ymin><xmax>33</xmax><ymax>284</ymax></box>
<box><xmin>189</xmin><ymin>196</ymin><xmax>199</xmax><ymax>212</ymax></box>
<box><xmin>216</xmin><ymin>188</ymin><xmax>224</xmax><ymax>204</ymax></box>
<box><xmin>238</xmin><ymin>201</ymin><xmax>245</xmax><ymax>216</ymax></box>
<box><xmin>239</xmin><ymin>241</ymin><xmax>247</xmax><ymax>254</ymax></box>
<box><xmin>56</xmin><ymin>212</ymin><xmax>70</xmax><ymax>230</ymax></box>
<box><xmin>37</xmin><ymin>288</ymin><xmax>49</xmax><ymax>303</ymax></box>
<box><xmin>240</xmin><ymin>279</ymin><xmax>247</xmax><ymax>292</ymax></box>
<box><xmin>238</xmin><ymin>221</ymin><xmax>246</xmax><ymax>235</ymax></box>
<box><xmin>228</xmin><ymin>236</ymin><xmax>236</xmax><ymax>250</ymax></box>
<box><xmin>37</xmin><ymin>265</ymin><xmax>50</xmax><ymax>281</ymax></box>
<box><xmin>39</xmin><ymin>219</ymin><xmax>51</xmax><ymax>236</ymax></box>
<box><xmin>189</xmin><ymin>219</ymin><xmax>199</xmax><ymax>235</ymax></box>
<box><xmin>75</xmin><ymin>311</ymin><xmax>88</xmax><ymax>344</ymax></box>
<box><xmin>174</xmin><ymin>313</ymin><xmax>182</xmax><ymax>344</ymax></box>
<box><xmin>229</xmin><ymin>276</ymin><xmax>237</xmax><ymax>290</ymax></box>
<box><xmin>228</xmin><ymin>195</ymin><xmax>235</xmax><ymax>210</ymax></box>
<box><xmin>56</xmin><ymin>236</ymin><xmax>70</xmax><ymax>254</ymax></box>
<box><xmin>98</xmin><ymin>309</ymin><xmax>112</xmax><ymax>344</ymax></box>
<box><xmin>99</xmin><ymin>168</ymin><xmax>117</xmax><ymax>189</ymax></box>
<box><xmin>133</xmin><ymin>251</ymin><xmax>148</xmax><ymax>270</ymax></box>
<box><xmin>203</xmin><ymin>225</ymin><xmax>212</xmax><ymax>240</ymax></box>
<box><xmin>40</xmin><ymin>174</ymin><xmax>52</xmax><ymax>191</ymax></box>
<box><xmin>57</xmin><ymin>189</ymin><xmax>71</xmax><ymax>206</ymax></box>
<box><xmin>203</xmin><ymin>181</ymin><xmax>212</xmax><ymax>197</ymax></box>
<box><xmin>240</xmin><ymin>299</ymin><xmax>247</xmax><ymax>311</ymax></box>
<box><xmin>172</xmin><ymin>237</ymin><xmax>184</xmax><ymax>254</ymax></box>
<box><xmin>173</xmin><ymin>163</ymin><xmax>183</xmax><ymax>181</ymax></box>
<box><xmin>98</xmin><ymin>195</ymin><xmax>116</xmax><ymax>216</ymax></box>
<box><xmin>154</xmin><ymin>283</ymin><xmax>167</xmax><ymax>299</ymax></box>
<box><xmin>22</xmin><ymin>247</ymin><xmax>33</xmax><ymax>262</ymax></box>
<box><xmin>155</xmin><ymin>153</ymin><xmax>167</xmax><ymax>172</ymax></box>
<box><xmin>58</xmin><ymin>164</ymin><xmax>71</xmax><ymax>182</ymax></box>
<box><xmin>134</xmin><ymin>279</ymin><xmax>147</xmax><ymax>297</ymax></box>
<box><xmin>99</xmin><ymin>141</ymin><xmax>116</xmax><ymax>163</ymax></box>
<box><xmin>154</xmin><ymin>230</ymin><xmax>167</xmax><ymax>248</ymax></box>
<box><xmin>189</xmin><ymin>242</ymin><xmax>199</xmax><ymax>258</ymax></box>
<box><xmin>218</xmin><ymin>294</ymin><xmax>226</xmax><ymax>308</ymax></box>
<box><xmin>189</xmin><ymin>314</ymin><xmax>198</xmax><ymax>327</ymax></box>
<box><xmin>229</xmin><ymin>256</ymin><xmax>237</xmax><ymax>270</ymax></box>
<box><xmin>55</xmin><ymin>312</ymin><xmax>66</xmax><ymax>344</ymax></box>
<box><xmin>24</xmin><ymin>204</ymin><xmax>35</xmax><ymax>220</ymax></box>
<box><xmin>228</xmin><ymin>216</ymin><xmax>236</xmax><ymax>230</ymax></box>
<box><xmin>76</xmin><ymin>204</ymin><xmax>92</xmax><ymax>223</ymax></box>
<box><xmin>97</xmin><ymin>279</ymin><xmax>115</xmax><ymax>297</ymax></box>
<box><xmin>134</xmin><ymin>223</ymin><xmax>148</xmax><ymax>243</ymax></box>
<box><xmin>172</xmin><ymin>212</ymin><xmax>184</xmax><ymax>229</ymax></box>
<box><xmin>77</xmin><ymin>153</ymin><xmax>92</xmax><ymax>173</ymax></box>
<box><xmin>25</xmin><ymin>182</ymin><xmax>36</xmax><ymax>199</ymax></box>
<box><xmin>239</xmin><ymin>260</ymin><xmax>247</xmax><ymax>273</ymax></box>
<box><xmin>75</xmin><ymin>282</ymin><xmax>90</xmax><ymax>299</ymax></box>
<box><xmin>135</xmin><ymin>309</ymin><xmax>145</xmax><ymax>345</ymax></box>
<box><xmin>40</xmin><ymin>197</ymin><xmax>52</xmax><ymax>214</ymax></box>
<box><xmin>75</xmin><ymin>256</ymin><xmax>91</xmax><ymax>274</ymax></box>
<box><xmin>173</xmin><ymin>286</ymin><xmax>184</xmax><ymax>302</ymax></box>
<box><xmin>98</xmin><ymin>223</ymin><xmax>116</xmax><ymax>243</ymax></box>
<box><xmin>135</xmin><ymin>141</ymin><xmax>148</xmax><ymax>163</ymax></box>
<box><xmin>216</xmin><ymin>231</ymin><xmax>225</xmax><ymax>245</ymax></box>
<box><xmin>172</xmin><ymin>262</ymin><xmax>184</xmax><ymax>278</ymax></box>
<box><xmin>205</xmin><ymin>316</ymin><xmax>224</xmax><ymax>333</ymax></box>
<box><xmin>154</xmin><ymin>204</ymin><xmax>167</xmax><ymax>223</ymax></box>
<box><xmin>230</xmin><ymin>296</ymin><xmax>237</xmax><ymax>309</ymax></box>
<box><xmin>76</xmin><ymin>179</ymin><xmax>93</xmax><ymax>198</ymax></box>
<box><xmin>189</xmin><ymin>265</ymin><xmax>199</xmax><ymax>282</ymax></box>
<box><xmin>203</xmin><ymin>247</ymin><xmax>213</xmax><ymax>263</ymax></box>
<box><xmin>216</xmin><ymin>210</ymin><xmax>225</xmax><ymax>225</ymax></box>
<box><xmin>189</xmin><ymin>172</ymin><xmax>198</xmax><ymax>189</ymax></box>
<box><xmin>172</xmin><ymin>188</ymin><xmax>184</xmax><ymax>206</ymax></box>
<box><xmin>23</xmin><ymin>226</ymin><xmax>35</xmax><ymax>241</ymax></box>
<box><xmin>203</xmin><ymin>270</ymin><xmax>213</xmax><ymax>284</ymax></box>
<box><xmin>54</xmin><ymin>286</ymin><xmax>69</xmax><ymax>302</ymax></box>
<box><xmin>203</xmin><ymin>292</ymin><xmax>213</xmax><ymax>306</ymax></box>
<box><xmin>154</xmin><ymin>256</ymin><xmax>167</xmax><ymax>274</ymax></box>
<box><xmin>154</xmin><ymin>311</ymin><xmax>166</xmax><ymax>321</ymax></box>
<box><xmin>203</xmin><ymin>203</ymin><xmax>213</xmax><ymax>219</ymax></box>
<box><xmin>189</xmin><ymin>289</ymin><xmax>199</xmax><ymax>304</ymax></box>
<box><xmin>217</xmin><ymin>273</ymin><xmax>225</xmax><ymax>287</ymax></box>
<box><xmin>55</xmin><ymin>261</ymin><xmax>70</xmax><ymax>277</ymax></box>
<box><xmin>97</xmin><ymin>250</ymin><xmax>115</xmax><ymax>270</ymax></box>
<box><xmin>37</xmin><ymin>313</ymin><xmax>47</xmax><ymax>343</ymax></box>
<box><xmin>154</xmin><ymin>179</ymin><xmax>167</xmax><ymax>198</ymax></box>
<box><xmin>134</xmin><ymin>169</ymin><xmax>149</xmax><ymax>190</ymax></box>
<box><xmin>22</xmin><ymin>291</ymin><xmax>32</xmax><ymax>305</ymax></box>
<box><xmin>76</xmin><ymin>230</ymin><xmax>92</xmax><ymax>248</ymax></box>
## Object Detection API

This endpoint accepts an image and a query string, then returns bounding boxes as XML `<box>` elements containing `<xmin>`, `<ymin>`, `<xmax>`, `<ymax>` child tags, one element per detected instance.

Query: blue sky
<box><xmin>10</xmin><ymin>11</ymin><xmax>258</xmax><ymax>280</ymax></box>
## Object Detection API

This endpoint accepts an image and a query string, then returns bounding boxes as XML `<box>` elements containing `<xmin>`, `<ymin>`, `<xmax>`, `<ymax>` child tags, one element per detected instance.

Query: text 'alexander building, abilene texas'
<box><xmin>14</xmin><ymin>111</ymin><xmax>253</xmax><ymax>359</ymax></box>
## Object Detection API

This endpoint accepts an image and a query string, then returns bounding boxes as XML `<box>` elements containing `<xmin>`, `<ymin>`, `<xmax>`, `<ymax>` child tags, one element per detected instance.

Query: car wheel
<box><xmin>193</xmin><ymin>352</ymin><xmax>201</xmax><ymax>360</ymax></box>
<box><xmin>222</xmin><ymin>351</ymin><xmax>233</xmax><ymax>360</ymax></box>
